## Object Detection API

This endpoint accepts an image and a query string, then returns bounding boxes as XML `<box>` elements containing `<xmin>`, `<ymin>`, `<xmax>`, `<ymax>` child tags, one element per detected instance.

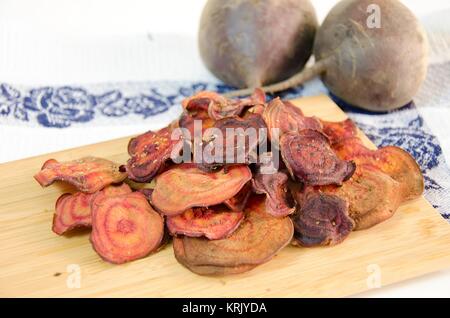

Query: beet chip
<box><xmin>151</xmin><ymin>164</ymin><xmax>252</xmax><ymax>216</ymax></box>
<box><xmin>90</xmin><ymin>192</ymin><xmax>164</xmax><ymax>264</ymax></box>
<box><xmin>167</xmin><ymin>205</ymin><xmax>244</xmax><ymax>240</ymax></box>
<box><xmin>126</xmin><ymin>127</ymin><xmax>182</xmax><ymax>182</ymax></box>
<box><xmin>223</xmin><ymin>181</ymin><xmax>252</xmax><ymax>212</ymax></box>
<box><xmin>280</xmin><ymin>130</ymin><xmax>356</xmax><ymax>186</ymax></box>
<box><xmin>179</xmin><ymin>94</ymin><xmax>215</xmax><ymax>139</ymax></box>
<box><xmin>177</xmin><ymin>195</ymin><xmax>293</xmax><ymax>268</ymax></box>
<box><xmin>263</xmin><ymin>98</ymin><xmax>322</xmax><ymax>140</ymax></box>
<box><xmin>333</xmin><ymin>137</ymin><xmax>424</xmax><ymax>200</ymax></box>
<box><xmin>252</xmin><ymin>171</ymin><xmax>295</xmax><ymax>217</ymax></box>
<box><xmin>34</xmin><ymin>157</ymin><xmax>126</xmax><ymax>193</ymax></box>
<box><xmin>198</xmin><ymin>113</ymin><xmax>268</xmax><ymax>171</ymax></box>
<box><xmin>321</xmin><ymin>165</ymin><xmax>403</xmax><ymax>230</ymax></box>
<box><xmin>292</xmin><ymin>189</ymin><xmax>354</xmax><ymax>247</ymax></box>
<box><xmin>321</xmin><ymin>118</ymin><xmax>358</xmax><ymax>145</ymax></box>
<box><xmin>173</xmin><ymin>238</ymin><xmax>257</xmax><ymax>276</ymax></box>
<box><xmin>53</xmin><ymin>183</ymin><xmax>132</xmax><ymax>235</ymax></box>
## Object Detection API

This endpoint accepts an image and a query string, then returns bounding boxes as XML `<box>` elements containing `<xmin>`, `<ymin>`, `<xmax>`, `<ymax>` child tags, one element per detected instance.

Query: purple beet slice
<box><xmin>280</xmin><ymin>130</ymin><xmax>356</xmax><ymax>186</ymax></box>
<box><xmin>125</xmin><ymin>127</ymin><xmax>181</xmax><ymax>183</ymax></box>
<box><xmin>198</xmin><ymin>113</ymin><xmax>268</xmax><ymax>171</ymax></box>
<box><xmin>292</xmin><ymin>189</ymin><xmax>354</xmax><ymax>247</ymax></box>
<box><xmin>252</xmin><ymin>170</ymin><xmax>295</xmax><ymax>217</ymax></box>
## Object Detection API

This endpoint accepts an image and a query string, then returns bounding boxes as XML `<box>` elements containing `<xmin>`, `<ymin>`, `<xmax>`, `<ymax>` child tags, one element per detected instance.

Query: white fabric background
<box><xmin>1</xmin><ymin>0</ymin><xmax>450</xmax><ymax>297</ymax></box>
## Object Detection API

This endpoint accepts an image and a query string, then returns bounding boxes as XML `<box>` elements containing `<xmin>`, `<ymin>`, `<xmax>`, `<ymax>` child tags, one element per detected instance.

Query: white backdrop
<box><xmin>1</xmin><ymin>0</ymin><xmax>450</xmax><ymax>297</ymax></box>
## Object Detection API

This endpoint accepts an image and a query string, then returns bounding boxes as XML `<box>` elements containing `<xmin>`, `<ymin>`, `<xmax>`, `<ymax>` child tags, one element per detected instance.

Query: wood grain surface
<box><xmin>1</xmin><ymin>95</ymin><xmax>450</xmax><ymax>297</ymax></box>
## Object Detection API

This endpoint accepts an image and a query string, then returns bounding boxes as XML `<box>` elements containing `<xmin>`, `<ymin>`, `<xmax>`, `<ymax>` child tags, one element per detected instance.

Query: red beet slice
<box><xmin>126</xmin><ymin>127</ymin><xmax>183</xmax><ymax>182</ymax></box>
<box><xmin>291</xmin><ymin>189</ymin><xmax>354</xmax><ymax>247</ymax></box>
<box><xmin>333</xmin><ymin>137</ymin><xmax>424</xmax><ymax>200</ymax></box>
<box><xmin>179</xmin><ymin>195</ymin><xmax>294</xmax><ymax>267</ymax></box>
<box><xmin>90</xmin><ymin>192</ymin><xmax>164</xmax><ymax>264</ymax></box>
<box><xmin>173</xmin><ymin>238</ymin><xmax>256</xmax><ymax>276</ymax></box>
<box><xmin>252</xmin><ymin>170</ymin><xmax>295</xmax><ymax>217</ymax></box>
<box><xmin>198</xmin><ymin>113</ymin><xmax>267</xmax><ymax>171</ymax></box>
<box><xmin>223</xmin><ymin>181</ymin><xmax>252</xmax><ymax>211</ymax></box>
<box><xmin>34</xmin><ymin>157</ymin><xmax>126</xmax><ymax>193</ymax></box>
<box><xmin>321</xmin><ymin>165</ymin><xmax>403</xmax><ymax>230</ymax></box>
<box><xmin>321</xmin><ymin>118</ymin><xmax>358</xmax><ymax>145</ymax></box>
<box><xmin>167</xmin><ymin>205</ymin><xmax>244</xmax><ymax>240</ymax></box>
<box><xmin>179</xmin><ymin>94</ymin><xmax>215</xmax><ymax>139</ymax></box>
<box><xmin>280</xmin><ymin>130</ymin><xmax>356</xmax><ymax>186</ymax></box>
<box><xmin>53</xmin><ymin>184</ymin><xmax>132</xmax><ymax>235</ymax></box>
<box><xmin>262</xmin><ymin>97</ymin><xmax>322</xmax><ymax>141</ymax></box>
<box><xmin>151</xmin><ymin>163</ymin><xmax>252</xmax><ymax>216</ymax></box>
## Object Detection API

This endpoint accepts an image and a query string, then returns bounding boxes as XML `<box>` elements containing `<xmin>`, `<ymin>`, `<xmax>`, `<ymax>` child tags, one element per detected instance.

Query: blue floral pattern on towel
<box><xmin>0</xmin><ymin>82</ymin><xmax>305</xmax><ymax>128</ymax></box>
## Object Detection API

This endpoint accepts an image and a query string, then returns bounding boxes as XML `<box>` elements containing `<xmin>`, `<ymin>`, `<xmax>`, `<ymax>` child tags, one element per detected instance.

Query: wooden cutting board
<box><xmin>1</xmin><ymin>95</ymin><xmax>450</xmax><ymax>298</ymax></box>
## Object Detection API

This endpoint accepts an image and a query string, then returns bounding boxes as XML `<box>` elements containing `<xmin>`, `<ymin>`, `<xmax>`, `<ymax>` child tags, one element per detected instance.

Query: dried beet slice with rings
<box><xmin>333</xmin><ymin>137</ymin><xmax>424</xmax><ymax>200</ymax></box>
<box><xmin>53</xmin><ymin>183</ymin><xmax>132</xmax><ymax>235</ymax></box>
<box><xmin>167</xmin><ymin>205</ymin><xmax>244</xmax><ymax>240</ymax></box>
<box><xmin>321</xmin><ymin>165</ymin><xmax>403</xmax><ymax>230</ymax></box>
<box><xmin>90</xmin><ymin>192</ymin><xmax>164</xmax><ymax>264</ymax></box>
<box><xmin>151</xmin><ymin>163</ymin><xmax>252</xmax><ymax>216</ymax></box>
<box><xmin>252</xmin><ymin>170</ymin><xmax>295</xmax><ymax>217</ymax></box>
<box><xmin>173</xmin><ymin>238</ymin><xmax>256</xmax><ymax>276</ymax></box>
<box><xmin>280</xmin><ymin>130</ymin><xmax>356</xmax><ymax>186</ymax></box>
<box><xmin>223</xmin><ymin>181</ymin><xmax>252</xmax><ymax>211</ymax></box>
<box><xmin>262</xmin><ymin>97</ymin><xmax>322</xmax><ymax>140</ymax></box>
<box><xmin>53</xmin><ymin>192</ymin><xmax>94</xmax><ymax>235</ymax></box>
<box><xmin>125</xmin><ymin>127</ymin><xmax>182</xmax><ymax>183</ymax></box>
<box><xmin>179</xmin><ymin>195</ymin><xmax>293</xmax><ymax>267</ymax></box>
<box><xmin>198</xmin><ymin>113</ymin><xmax>268</xmax><ymax>171</ymax></box>
<box><xmin>291</xmin><ymin>188</ymin><xmax>354</xmax><ymax>247</ymax></box>
<box><xmin>321</xmin><ymin>118</ymin><xmax>358</xmax><ymax>145</ymax></box>
<box><xmin>34</xmin><ymin>157</ymin><xmax>126</xmax><ymax>193</ymax></box>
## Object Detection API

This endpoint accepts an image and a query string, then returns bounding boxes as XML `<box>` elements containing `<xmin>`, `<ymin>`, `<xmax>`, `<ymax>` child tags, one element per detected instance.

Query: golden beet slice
<box><xmin>333</xmin><ymin>137</ymin><xmax>424</xmax><ymax>200</ymax></box>
<box><xmin>167</xmin><ymin>205</ymin><xmax>244</xmax><ymax>240</ymax></box>
<box><xmin>53</xmin><ymin>183</ymin><xmax>132</xmax><ymax>235</ymax></box>
<box><xmin>151</xmin><ymin>163</ymin><xmax>252</xmax><ymax>216</ymax></box>
<box><xmin>179</xmin><ymin>195</ymin><xmax>294</xmax><ymax>267</ymax></box>
<box><xmin>291</xmin><ymin>189</ymin><xmax>354</xmax><ymax>246</ymax></box>
<box><xmin>280</xmin><ymin>130</ymin><xmax>356</xmax><ymax>186</ymax></box>
<box><xmin>126</xmin><ymin>127</ymin><xmax>181</xmax><ymax>182</ymax></box>
<box><xmin>223</xmin><ymin>181</ymin><xmax>252</xmax><ymax>212</ymax></box>
<box><xmin>34</xmin><ymin>157</ymin><xmax>126</xmax><ymax>193</ymax></box>
<box><xmin>198</xmin><ymin>113</ymin><xmax>268</xmax><ymax>171</ymax></box>
<box><xmin>90</xmin><ymin>192</ymin><xmax>164</xmax><ymax>264</ymax></box>
<box><xmin>321</xmin><ymin>165</ymin><xmax>403</xmax><ymax>230</ymax></box>
<box><xmin>173</xmin><ymin>238</ymin><xmax>256</xmax><ymax>276</ymax></box>
<box><xmin>321</xmin><ymin>118</ymin><xmax>358</xmax><ymax>145</ymax></box>
<box><xmin>262</xmin><ymin>97</ymin><xmax>322</xmax><ymax>140</ymax></box>
<box><xmin>252</xmin><ymin>171</ymin><xmax>295</xmax><ymax>217</ymax></box>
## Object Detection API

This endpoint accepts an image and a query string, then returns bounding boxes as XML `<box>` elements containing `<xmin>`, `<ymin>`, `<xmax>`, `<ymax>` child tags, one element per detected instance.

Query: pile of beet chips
<box><xmin>34</xmin><ymin>89</ymin><xmax>424</xmax><ymax>275</ymax></box>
